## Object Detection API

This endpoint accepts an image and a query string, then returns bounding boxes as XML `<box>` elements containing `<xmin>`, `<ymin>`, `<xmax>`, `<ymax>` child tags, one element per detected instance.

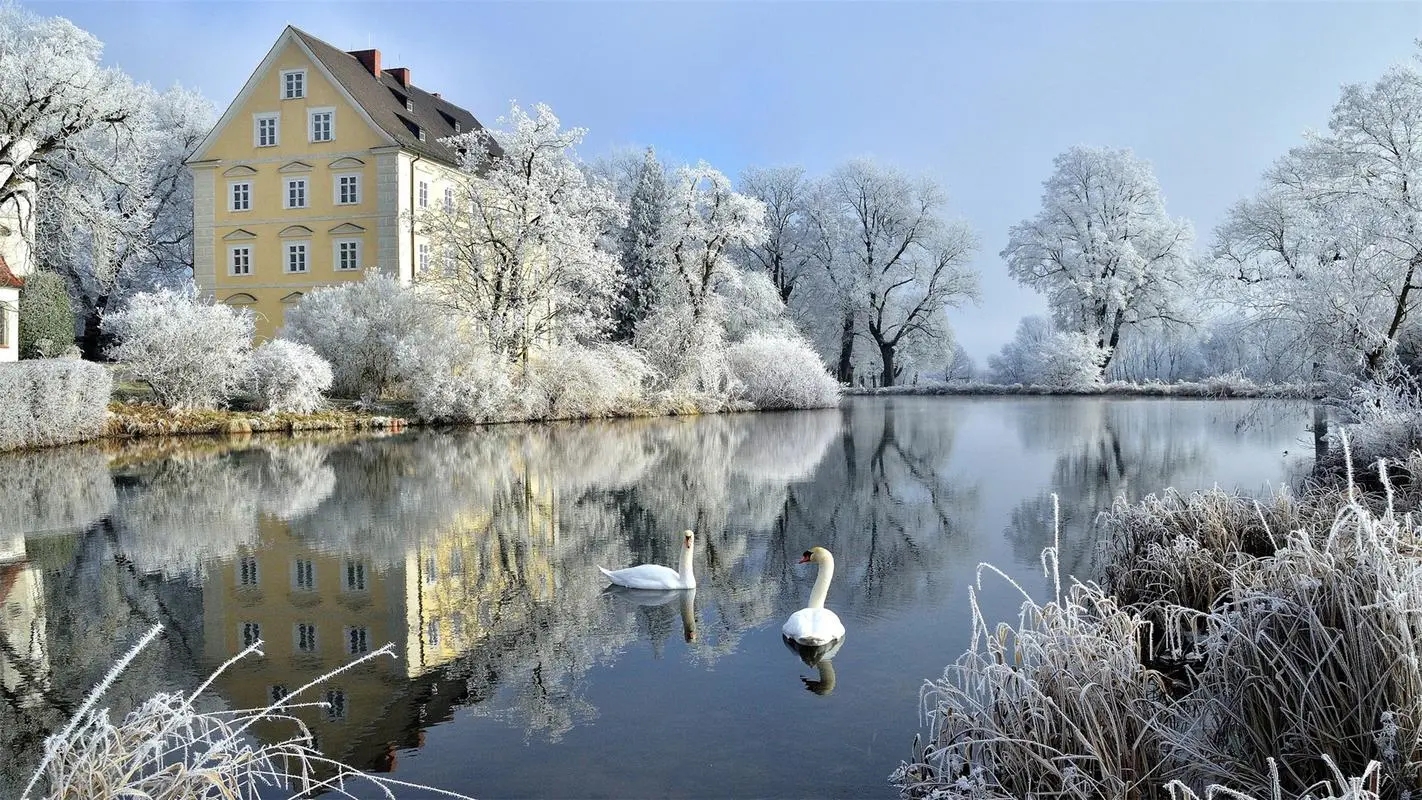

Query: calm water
<box><xmin>0</xmin><ymin>397</ymin><xmax>1317</xmax><ymax>798</ymax></box>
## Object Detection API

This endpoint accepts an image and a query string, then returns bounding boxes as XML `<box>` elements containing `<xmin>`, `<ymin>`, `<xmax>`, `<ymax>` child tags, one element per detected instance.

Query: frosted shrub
<box><xmin>636</xmin><ymin>304</ymin><xmax>736</xmax><ymax>408</ymax></box>
<box><xmin>396</xmin><ymin>317</ymin><xmax>511</xmax><ymax>423</ymax></box>
<box><xmin>18</xmin><ymin>270</ymin><xmax>75</xmax><ymax>359</ymax></box>
<box><xmin>1037</xmin><ymin>331</ymin><xmax>1109</xmax><ymax>388</ymax></box>
<box><xmin>525</xmin><ymin>343</ymin><xmax>656</xmax><ymax>419</ymax></box>
<box><xmin>0</xmin><ymin>359</ymin><xmax>112</xmax><ymax>450</ymax></box>
<box><xmin>1199</xmin><ymin>370</ymin><xmax>1260</xmax><ymax>398</ymax></box>
<box><xmin>103</xmin><ymin>289</ymin><xmax>252</xmax><ymax>410</ymax></box>
<box><xmin>728</xmin><ymin>333</ymin><xmax>841</xmax><ymax>409</ymax></box>
<box><xmin>246</xmin><ymin>339</ymin><xmax>332</xmax><ymax>413</ymax></box>
<box><xmin>282</xmin><ymin>274</ymin><xmax>438</xmax><ymax>401</ymax></box>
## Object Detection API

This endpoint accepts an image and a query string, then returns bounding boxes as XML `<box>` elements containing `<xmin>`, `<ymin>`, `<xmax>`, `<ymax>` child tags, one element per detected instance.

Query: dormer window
<box><xmin>281</xmin><ymin>69</ymin><xmax>306</xmax><ymax>99</ymax></box>
<box><xmin>418</xmin><ymin>128</ymin><xmax>426</xmax><ymax>142</ymax></box>
<box><xmin>406</xmin><ymin>98</ymin><xmax>415</xmax><ymax>112</ymax></box>
<box><xmin>454</xmin><ymin>121</ymin><xmax>462</xmax><ymax>133</ymax></box>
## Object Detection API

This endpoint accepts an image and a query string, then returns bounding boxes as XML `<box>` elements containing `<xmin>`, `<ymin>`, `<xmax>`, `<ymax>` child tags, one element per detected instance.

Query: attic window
<box><xmin>406</xmin><ymin>98</ymin><xmax>414</xmax><ymax>112</ymax></box>
<box><xmin>454</xmin><ymin>121</ymin><xmax>462</xmax><ymax>133</ymax></box>
<box><xmin>418</xmin><ymin>128</ymin><xmax>426</xmax><ymax>142</ymax></box>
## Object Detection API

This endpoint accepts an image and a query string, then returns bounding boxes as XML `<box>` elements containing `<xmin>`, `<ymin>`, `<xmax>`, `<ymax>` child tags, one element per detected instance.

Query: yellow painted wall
<box><xmin>200</xmin><ymin>36</ymin><xmax>391</xmax><ymax>339</ymax></box>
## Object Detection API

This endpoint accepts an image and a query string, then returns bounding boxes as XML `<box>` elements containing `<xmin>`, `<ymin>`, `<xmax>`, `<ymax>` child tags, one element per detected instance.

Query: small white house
<box><xmin>0</xmin><ymin>159</ymin><xmax>35</xmax><ymax>362</ymax></box>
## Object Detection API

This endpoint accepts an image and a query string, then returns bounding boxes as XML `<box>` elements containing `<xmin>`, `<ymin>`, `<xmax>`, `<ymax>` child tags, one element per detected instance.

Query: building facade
<box><xmin>0</xmin><ymin>155</ymin><xmax>36</xmax><ymax>362</ymax></box>
<box><xmin>186</xmin><ymin>27</ymin><xmax>484</xmax><ymax>340</ymax></box>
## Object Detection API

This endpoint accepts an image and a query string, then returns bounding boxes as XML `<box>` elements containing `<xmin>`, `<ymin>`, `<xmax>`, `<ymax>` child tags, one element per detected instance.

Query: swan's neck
<box><xmin>678</xmin><ymin>544</ymin><xmax>695</xmax><ymax>583</ymax></box>
<box><xmin>808</xmin><ymin>556</ymin><xmax>834</xmax><ymax>609</ymax></box>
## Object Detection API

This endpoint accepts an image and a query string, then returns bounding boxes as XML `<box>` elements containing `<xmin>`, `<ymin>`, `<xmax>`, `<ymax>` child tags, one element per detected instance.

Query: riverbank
<box><xmin>850</xmin><ymin>377</ymin><xmax>1318</xmax><ymax>399</ymax></box>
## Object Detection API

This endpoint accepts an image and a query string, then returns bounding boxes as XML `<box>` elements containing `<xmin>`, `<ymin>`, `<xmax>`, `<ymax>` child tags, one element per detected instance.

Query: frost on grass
<box><xmin>23</xmin><ymin>625</ymin><xmax>473</xmax><ymax>800</ymax></box>
<box><xmin>896</xmin><ymin>469</ymin><xmax>1422</xmax><ymax>799</ymax></box>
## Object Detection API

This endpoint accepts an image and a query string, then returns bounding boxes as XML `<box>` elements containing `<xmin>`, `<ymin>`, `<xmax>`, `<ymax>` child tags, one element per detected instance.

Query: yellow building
<box><xmin>185</xmin><ymin>27</ymin><xmax>484</xmax><ymax>339</ymax></box>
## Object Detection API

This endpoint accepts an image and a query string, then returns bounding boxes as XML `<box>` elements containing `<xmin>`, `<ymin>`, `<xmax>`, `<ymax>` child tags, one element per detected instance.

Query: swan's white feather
<box><xmin>598</xmin><ymin>563</ymin><xmax>694</xmax><ymax>590</ymax></box>
<box><xmin>781</xmin><ymin>607</ymin><xmax>844</xmax><ymax>646</ymax></box>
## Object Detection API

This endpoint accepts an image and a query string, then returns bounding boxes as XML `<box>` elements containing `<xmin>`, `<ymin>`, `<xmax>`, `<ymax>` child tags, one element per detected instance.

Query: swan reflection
<box><xmin>602</xmin><ymin>585</ymin><xmax>698</xmax><ymax>644</ymax></box>
<box><xmin>783</xmin><ymin>636</ymin><xmax>842</xmax><ymax>695</ymax></box>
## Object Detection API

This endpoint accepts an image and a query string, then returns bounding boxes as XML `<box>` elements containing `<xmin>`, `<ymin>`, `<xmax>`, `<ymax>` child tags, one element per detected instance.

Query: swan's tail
<box><xmin>597</xmin><ymin>566</ymin><xmax>616</xmax><ymax>582</ymax></box>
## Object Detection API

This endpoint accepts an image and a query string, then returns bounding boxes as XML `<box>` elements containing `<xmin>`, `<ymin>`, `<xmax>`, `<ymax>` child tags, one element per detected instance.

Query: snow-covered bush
<box><xmin>1199</xmin><ymin>370</ymin><xmax>1260</xmax><ymax>398</ymax></box>
<box><xmin>18</xmin><ymin>270</ymin><xmax>76</xmax><ymax>359</ymax></box>
<box><xmin>282</xmin><ymin>274</ymin><xmax>438</xmax><ymax>401</ymax></box>
<box><xmin>0</xmin><ymin>359</ymin><xmax>112</xmax><ymax>450</ymax></box>
<box><xmin>396</xmin><ymin>318</ymin><xmax>511</xmax><ymax>423</ymax></box>
<box><xmin>246</xmin><ymin>339</ymin><xmax>332</xmax><ymax>413</ymax></box>
<box><xmin>635</xmin><ymin>303</ymin><xmax>736</xmax><ymax>405</ymax></box>
<box><xmin>1036</xmin><ymin>331</ymin><xmax>1109</xmax><ymax>389</ymax></box>
<box><xmin>103</xmin><ymin>289</ymin><xmax>252</xmax><ymax>409</ymax></box>
<box><xmin>728</xmin><ymin>334</ymin><xmax>841</xmax><ymax>409</ymax></box>
<box><xmin>525</xmin><ymin>343</ymin><xmax>657</xmax><ymax>419</ymax></box>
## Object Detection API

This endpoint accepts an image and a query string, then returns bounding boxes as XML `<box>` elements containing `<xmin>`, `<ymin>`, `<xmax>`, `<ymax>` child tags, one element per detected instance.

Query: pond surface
<box><xmin>0</xmin><ymin>397</ymin><xmax>1317</xmax><ymax>798</ymax></box>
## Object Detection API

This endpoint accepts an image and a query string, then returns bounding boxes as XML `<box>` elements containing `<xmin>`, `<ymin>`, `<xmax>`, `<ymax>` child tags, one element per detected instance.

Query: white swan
<box><xmin>782</xmin><ymin>546</ymin><xmax>845</xmax><ymax>647</ymax></box>
<box><xmin>598</xmin><ymin>530</ymin><xmax>696</xmax><ymax>590</ymax></box>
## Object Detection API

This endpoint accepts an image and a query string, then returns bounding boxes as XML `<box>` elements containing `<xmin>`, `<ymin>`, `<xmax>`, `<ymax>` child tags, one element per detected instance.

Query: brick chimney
<box><xmin>348</xmin><ymin>48</ymin><xmax>381</xmax><ymax>77</ymax></box>
<box><xmin>387</xmin><ymin>67</ymin><xmax>411</xmax><ymax>88</ymax></box>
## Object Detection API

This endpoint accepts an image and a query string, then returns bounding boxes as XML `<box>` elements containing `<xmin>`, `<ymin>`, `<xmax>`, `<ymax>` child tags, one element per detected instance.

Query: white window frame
<box><xmin>238</xmin><ymin>556</ymin><xmax>259</xmax><ymax>586</ymax></box>
<box><xmin>443</xmin><ymin>186</ymin><xmax>454</xmax><ymax>211</ymax></box>
<box><xmin>295</xmin><ymin>622</ymin><xmax>318</xmax><ymax>653</ymax></box>
<box><xmin>334</xmin><ymin>173</ymin><xmax>361</xmax><ymax>205</ymax></box>
<box><xmin>284</xmin><ymin>178</ymin><xmax>307</xmax><ymax>209</ymax></box>
<box><xmin>344</xmin><ymin>560</ymin><xmax>367</xmax><ymax>592</ymax></box>
<box><xmin>284</xmin><ymin>241</ymin><xmax>310</xmax><ymax>274</ymax></box>
<box><xmin>241</xmin><ymin>621</ymin><xmax>261</xmax><ymax>647</ymax></box>
<box><xmin>228</xmin><ymin>245</ymin><xmax>252</xmax><ymax>277</ymax></box>
<box><xmin>293</xmin><ymin>559</ymin><xmax>315</xmax><ymax>591</ymax></box>
<box><xmin>333</xmin><ymin>238</ymin><xmax>362</xmax><ymax>272</ymax></box>
<box><xmin>254</xmin><ymin>113</ymin><xmax>279</xmax><ymax>147</ymax></box>
<box><xmin>280</xmin><ymin>69</ymin><xmax>306</xmax><ymax>100</ymax></box>
<box><xmin>345</xmin><ymin>626</ymin><xmax>370</xmax><ymax>655</ymax></box>
<box><xmin>418</xmin><ymin>180</ymin><xmax>428</xmax><ymax>208</ymax></box>
<box><xmin>229</xmin><ymin>181</ymin><xmax>251</xmax><ymax>212</ymax></box>
<box><xmin>417</xmin><ymin>242</ymin><xmax>430</xmax><ymax>273</ymax></box>
<box><xmin>308</xmin><ymin>107</ymin><xmax>334</xmax><ymax>143</ymax></box>
<box><xmin>324</xmin><ymin>689</ymin><xmax>347</xmax><ymax>721</ymax></box>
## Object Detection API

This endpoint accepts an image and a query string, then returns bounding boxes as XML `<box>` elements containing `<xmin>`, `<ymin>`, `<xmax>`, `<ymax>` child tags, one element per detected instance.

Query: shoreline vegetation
<box><xmin>892</xmin><ymin>378</ymin><xmax>1422</xmax><ymax>799</ymax></box>
<box><xmin>848</xmin><ymin>376</ymin><xmax>1319</xmax><ymax>399</ymax></box>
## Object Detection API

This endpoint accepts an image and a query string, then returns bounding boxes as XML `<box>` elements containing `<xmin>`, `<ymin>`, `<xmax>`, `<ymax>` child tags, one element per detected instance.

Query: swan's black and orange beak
<box><xmin>798</xmin><ymin>551</ymin><xmax>812</xmax><ymax>564</ymax></box>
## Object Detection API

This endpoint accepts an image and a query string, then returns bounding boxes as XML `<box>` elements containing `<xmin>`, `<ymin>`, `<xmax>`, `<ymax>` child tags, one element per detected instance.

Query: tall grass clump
<box><xmin>24</xmin><ymin>624</ymin><xmax>473</xmax><ymax>800</ymax></box>
<box><xmin>896</xmin><ymin>462</ymin><xmax>1422</xmax><ymax>799</ymax></box>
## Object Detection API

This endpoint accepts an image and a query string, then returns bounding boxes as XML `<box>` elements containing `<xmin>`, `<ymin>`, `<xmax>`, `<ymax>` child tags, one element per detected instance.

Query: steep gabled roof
<box><xmin>0</xmin><ymin>254</ymin><xmax>24</xmax><ymax>289</ymax></box>
<box><xmin>290</xmin><ymin>27</ymin><xmax>488</xmax><ymax>167</ymax></box>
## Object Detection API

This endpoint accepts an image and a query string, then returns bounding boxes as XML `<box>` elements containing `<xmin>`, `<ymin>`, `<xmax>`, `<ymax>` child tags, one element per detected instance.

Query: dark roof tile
<box><xmin>290</xmin><ymin>27</ymin><xmax>488</xmax><ymax>167</ymax></box>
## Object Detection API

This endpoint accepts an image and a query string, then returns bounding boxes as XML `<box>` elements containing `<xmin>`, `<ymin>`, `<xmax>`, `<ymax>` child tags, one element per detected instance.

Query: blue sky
<box><xmin>32</xmin><ymin>0</ymin><xmax>1422</xmax><ymax>361</ymax></box>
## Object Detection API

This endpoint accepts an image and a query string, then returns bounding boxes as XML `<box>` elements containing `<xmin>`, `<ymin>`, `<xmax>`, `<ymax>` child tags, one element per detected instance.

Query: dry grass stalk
<box><xmin>23</xmin><ymin>624</ymin><xmax>475</xmax><ymax>800</ymax></box>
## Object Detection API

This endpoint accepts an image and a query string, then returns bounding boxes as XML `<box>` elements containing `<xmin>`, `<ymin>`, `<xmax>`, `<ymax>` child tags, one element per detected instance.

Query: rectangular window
<box><xmin>285</xmin><ymin>178</ymin><xmax>307</xmax><ymax>209</ymax></box>
<box><xmin>229</xmin><ymin>181</ymin><xmax>251</xmax><ymax>212</ymax></box>
<box><xmin>285</xmin><ymin>242</ymin><xmax>308</xmax><ymax>274</ymax></box>
<box><xmin>254</xmin><ymin>113</ymin><xmax>279</xmax><ymax>147</ymax></box>
<box><xmin>296</xmin><ymin>622</ymin><xmax>317</xmax><ymax>653</ymax></box>
<box><xmin>424</xmin><ymin>554</ymin><xmax>439</xmax><ymax>584</ymax></box>
<box><xmin>344</xmin><ymin>560</ymin><xmax>367</xmax><ymax>591</ymax></box>
<box><xmin>324</xmin><ymin>689</ymin><xmax>347</xmax><ymax>721</ymax></box>
<box><xmin>418</xmin><ymin>180</ymin><xmax>428</xmax><ymax>208</ymax></box>
<box><xmin>336</xmin><ymin>174</ymin><xmax>360</xmax><ymax>205</ymax></box>
<box><xmin>309</xmin><ymin>109</ymin><xmax>333</xmax><ymax>142</ymax></box>
<box><xmin>241</xmin><ymin>621</ymin><xmax>261</xmax><ymax>648</ymax></box>
<box><xmin>417</xmin><ymin>243</ymin><xmax>430</xmax><ymax>273</ymax></box>
<box><xmin>238</xmin><ymin>557</ymin><xmax>259</xmax><ymax>586</ymax></box>
<box><xmin>334</xmin><ymin>239</ymin><xmax>361</xmax><ymax>271</ymax></box>
<box><xmin>281</xmin><ymin>69</ymin><xmax>305</xmax><ymax>99</ymax></box>
<box><xmin>293</xmin><ymin>559</ymin><xmax>314</xmax><ymax>590</ymax></box>
<box><xmin>229</xmin><ymin>246</ymin><xmax>251</xmax><ymax>277</ymax></box>
<box><xmin>450</xmin><ymin>550</ymin><xmax>464</xmax><ymax>576</ymax></box>
<box><xmin>451</xmin><ymin>611</ymin><xmax>465</xmax><ymax>640</ymax></box>
<box><xmin>0</xmin><ymin>305</ymin><xmax>8</xmax><ymax>348</ymax></box>
<box><xmin>427</xmin><ymin>619</ymin><xmax>440</xmax><ymax>648</ymax></box>
<box><xmin>443</xmin><ymin>186</ymin><xmax>453</xmax><ymax>211</ymax></box>
<box><xmin>347</xmin><ymin>626</ymin><xmax>369</xmax><ymax>655</ymax></box>
<box><xmin>269</xmin><ymin>685</ymin><xmax>289</xmax><ymax>704</ymax></box>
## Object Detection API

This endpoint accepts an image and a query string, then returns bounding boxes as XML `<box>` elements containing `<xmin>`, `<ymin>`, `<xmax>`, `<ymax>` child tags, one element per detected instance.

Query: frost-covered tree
<box><xmin>103</xmin><ymin>289</ymin><xmax>253</xmax><ymax>409</ymax></box>
<box><xmin>988</xmin><ymin>315</ymin><xmax>1054</xmax><ymax>384</ymax></box>
<box><xmin>282</xmin><ymin>274</ymin><xmax>440</xmax><ymax>401</ymax></box>
<box><xmin>820</xmin><ymin>159</ymin><xmax>980</xmax><ymax>387</ymax></box>
<box><xmin>943</xmin><ymin>341</ymin><xmax>977</xmax><ymax>382</ymax></box>
<box><xmin>738</xmin><ymin>165</ymin><xmax>818</xmax><ymax>305</ymax></box>
<box><xmin>658</xmin><ymin>163</ymin><xmax>767</xmax><ymax>322</ymax></box>
<box><xmin>0</xmin><ymin>3</ymin><xmax>135</xmax><ymax>212</ymax></box>
<box><xmin>1210</xmin><ymin>51</ymin><xmax>1422</xmax><ymax>377</ymax></box>
<box><xmin>1003</xmin><ymin>146</ymin><xmax>1194</xmax><ymax>376</ymax></box>
<box><xmin>418</xmin><ymin>102</ymin><xmax>624</xmax><ymax>364</ymax></box>
<box><xmin>612</xmin><ymin>147</ymin><xmax>666</xmax><ymax>342</ymax></box>
<box><xmin>37</xmin><ymin>84</ymin><xmax>214</xmax><ymax>358</ymax></box>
